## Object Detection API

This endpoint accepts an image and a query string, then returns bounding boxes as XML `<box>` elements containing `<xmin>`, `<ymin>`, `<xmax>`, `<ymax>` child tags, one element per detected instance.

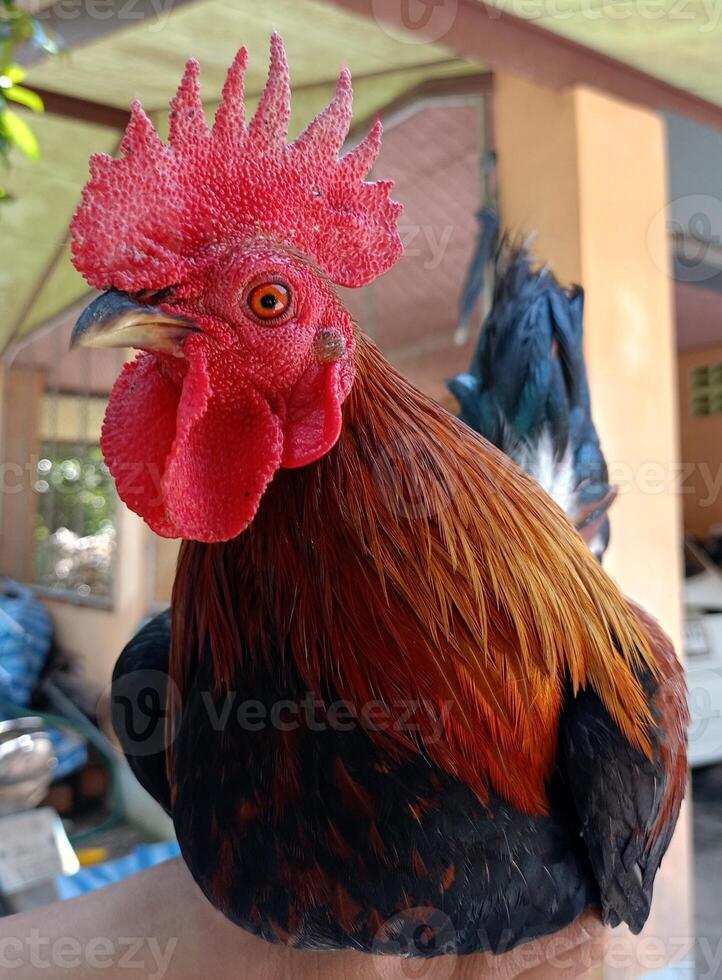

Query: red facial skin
<box><xmin>100</xmin><ymin>242</ymin><xmax>356</xmax><ymax>543</ymax></box>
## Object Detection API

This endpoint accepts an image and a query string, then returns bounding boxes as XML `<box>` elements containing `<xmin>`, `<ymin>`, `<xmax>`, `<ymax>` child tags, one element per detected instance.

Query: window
<box><xmin>691</xmin><ymin>362</ymin><xmax>722</xmax><ymax>417</ymax></box>
<box><xmin>33</xmin><ymin>440</ymin><xmax>116</xmax><ymax>600</ymax></box>
<box><xmin>0</xmin><ymin>330</ymin><xmax>125</xmax><ymax>605</ymax></box>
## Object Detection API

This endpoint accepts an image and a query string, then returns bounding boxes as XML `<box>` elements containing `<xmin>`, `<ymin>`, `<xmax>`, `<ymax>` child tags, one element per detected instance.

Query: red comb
<box><xmin>70</xmin><ymin>34</ymin><xmax>403</xmax><ymax>290</ymax></box>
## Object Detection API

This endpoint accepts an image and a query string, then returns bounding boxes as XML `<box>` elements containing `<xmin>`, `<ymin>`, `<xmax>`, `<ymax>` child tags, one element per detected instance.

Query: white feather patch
<box><xmin>512</xmin><ymin>428</ymin><xmax>576</xmax><ymax>520</ymax></box>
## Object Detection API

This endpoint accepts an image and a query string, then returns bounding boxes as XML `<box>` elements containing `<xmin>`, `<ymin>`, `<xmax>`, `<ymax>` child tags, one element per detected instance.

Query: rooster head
<box><xmin>70</xmin><ymin>35</ymin><xmax>403</xmax><ymax>542</ymax></box>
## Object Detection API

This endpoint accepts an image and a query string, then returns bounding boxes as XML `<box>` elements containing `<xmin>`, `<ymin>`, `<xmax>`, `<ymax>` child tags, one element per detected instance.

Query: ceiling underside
<box><xmin>26</xmin><ymin>0</ymin><xmax>465</xmax><ymax>110</ymax></box>
<box><xmin>483</xmin><ymin>0</ymin><xmax>722</xmax><ymax>107</ymax></box>
<box><xmin>2</xmin><ymin>0</ymin><xmax>483</xmax><ymax>354</ymax></box>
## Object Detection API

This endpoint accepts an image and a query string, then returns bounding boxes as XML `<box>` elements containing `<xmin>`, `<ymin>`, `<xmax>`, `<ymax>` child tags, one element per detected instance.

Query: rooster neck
<box><xmin>170</xmin><ymin>333</ymin><xmax>657</xmax><ymax>812</ymax></box>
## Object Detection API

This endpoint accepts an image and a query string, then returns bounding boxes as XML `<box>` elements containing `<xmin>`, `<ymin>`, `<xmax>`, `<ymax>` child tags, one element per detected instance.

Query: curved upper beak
<box><xmin>71</xmin><ymin>290</ymin><xmax>199</xmax><ymax>355</ymax></box>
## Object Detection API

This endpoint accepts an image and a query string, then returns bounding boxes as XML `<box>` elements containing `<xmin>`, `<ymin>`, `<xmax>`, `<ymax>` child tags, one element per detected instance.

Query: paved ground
<box><xmin>693</xmin><ymin>765</ymin><xmax>722</xmax><ymax>979</ymax></box>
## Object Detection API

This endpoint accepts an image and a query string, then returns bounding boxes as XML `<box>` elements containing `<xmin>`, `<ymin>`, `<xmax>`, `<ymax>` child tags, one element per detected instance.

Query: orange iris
<box><xmin>248</xmin><ymin>282</ymin><xmax>291</xmax><ymax>321</ymax></box>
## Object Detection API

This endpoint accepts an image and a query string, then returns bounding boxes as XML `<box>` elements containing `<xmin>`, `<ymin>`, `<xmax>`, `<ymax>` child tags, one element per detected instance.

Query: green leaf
<box><xmin>5</xmin><ymin>64</ymin><xmax>24</xmax><ymax>83</ymax></box>
<box><xmin>0</xmin><ymin>108</ymin><xmax>39</xmax><ymax>159</ymax></box>
<box><xmin>5</xmin><ymin>84</ymin><xmax>43</xmax><ymax>112</ymax></box>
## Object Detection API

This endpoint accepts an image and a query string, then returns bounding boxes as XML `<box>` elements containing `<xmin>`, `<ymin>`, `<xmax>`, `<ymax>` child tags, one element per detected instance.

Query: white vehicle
<box><xmin>684</xmin><ymin>540</ymin><xmax>722</xmax><ymax>767</ymax></box>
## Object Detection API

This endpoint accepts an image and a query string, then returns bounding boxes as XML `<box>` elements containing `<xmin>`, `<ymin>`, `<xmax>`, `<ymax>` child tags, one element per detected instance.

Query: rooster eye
<box><xmin>247</xmin><ymin>281</ymin><xmax>292</xmax><ymax>322</ymax></box>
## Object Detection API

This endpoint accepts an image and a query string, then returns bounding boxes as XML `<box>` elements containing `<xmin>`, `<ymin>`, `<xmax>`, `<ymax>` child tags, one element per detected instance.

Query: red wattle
<box><xmin>100</xmin><ymin>355</ymin><xmax>181</xmax><ymax>537</ymax></box>
<box><xmin>282</xmin><ymin>360</ymin><xmax>343</xmax><ymax>469</ymax></box>
<box><xmin>162</xmin><ymin>345</ymin><xmax>283</xmax><ymax>541</ymax></box>
<box><xmin>101</xmin><ymin>342</ymin><xmax>285</xmax><ymax>542</ymax></box>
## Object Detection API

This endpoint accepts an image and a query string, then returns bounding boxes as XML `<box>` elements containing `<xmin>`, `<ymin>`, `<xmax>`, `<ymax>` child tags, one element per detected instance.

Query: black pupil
<box><xmin>260</xmin><ymin>292</ymin><xmax>278</xmax><ymax>310</ymax></box>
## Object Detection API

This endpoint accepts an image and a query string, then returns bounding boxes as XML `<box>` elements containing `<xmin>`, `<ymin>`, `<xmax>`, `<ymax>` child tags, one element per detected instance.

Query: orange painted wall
<box><xmin>678</xmin><ymin>344</ymin><xmax>722</xmax><ymax>538</ymax></box>
<box><xmin>495</xmin><ymin>74</ymin><xmax>689</xmax><ymax>977</ymax></box>
<box><xmin>496</xmin><ymin>76</ymin><xmax>682</xmax><ymax>643</ymax></box>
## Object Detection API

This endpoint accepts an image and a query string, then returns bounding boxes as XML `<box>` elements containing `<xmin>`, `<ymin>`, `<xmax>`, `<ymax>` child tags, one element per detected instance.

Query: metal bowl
<box><xmin>0</xmin><ymin>718</ymin><xmax>56</xmax><ymax>815</ymax></box>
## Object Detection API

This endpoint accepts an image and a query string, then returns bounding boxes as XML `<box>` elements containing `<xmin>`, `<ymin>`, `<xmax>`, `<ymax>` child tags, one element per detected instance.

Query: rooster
<box><xmin>71</xmin><ymin>36</ymin><xmax>687</xmax><ymax>957</ymax></box>
<box><xmin>449</xmin><ymin>243</ymin><xmax>617</xmax><ymax>561</ymax></box>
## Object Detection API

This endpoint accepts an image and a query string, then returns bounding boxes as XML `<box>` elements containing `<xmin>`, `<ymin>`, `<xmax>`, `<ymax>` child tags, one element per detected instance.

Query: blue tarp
<box><xmin>0</xmin><ymin>580</ymin><xmax>87</xmax><ymax>778</ymax></box>
<box><xmin>56</xmin><ymin>841</ymin><xmax>181</xmax><ymax>898</ymax></box>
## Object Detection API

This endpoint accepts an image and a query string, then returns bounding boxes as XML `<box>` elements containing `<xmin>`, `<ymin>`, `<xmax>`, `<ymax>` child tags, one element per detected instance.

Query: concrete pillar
<box><xmin>496</xmin><ymin>75</ymin><xmax>690</xmax><ymax>976</ymax></box>
<box><xmin>0</xmin><ymin>366</ymin><xmax>45</xmax><ymax>583</ymax></box>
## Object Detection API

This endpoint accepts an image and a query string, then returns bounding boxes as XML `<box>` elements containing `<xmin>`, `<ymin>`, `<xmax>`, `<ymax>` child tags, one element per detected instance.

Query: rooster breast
<box><xmin>113</xmin><ymin>611</ymin><xmax>679</xmax><ymax>956</ymax></box>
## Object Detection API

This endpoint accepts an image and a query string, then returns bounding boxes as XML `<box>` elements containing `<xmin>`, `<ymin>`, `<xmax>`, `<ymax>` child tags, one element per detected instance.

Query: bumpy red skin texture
<box><xmin>100</xmin><ymin>244</ymin><xmax>356</xmax><ymax>542</ymax></box>
<box><xmin>70</xmin><ymin>37</ymin><xmax>402</xmax><ymax>293</ymax></box>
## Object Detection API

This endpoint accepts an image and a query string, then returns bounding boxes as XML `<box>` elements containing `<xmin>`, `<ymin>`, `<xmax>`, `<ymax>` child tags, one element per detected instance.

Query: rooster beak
<box><xmin>71</xmin><ymin>290</ymin><xmax>199</xmax><ymax>355</ymax></box>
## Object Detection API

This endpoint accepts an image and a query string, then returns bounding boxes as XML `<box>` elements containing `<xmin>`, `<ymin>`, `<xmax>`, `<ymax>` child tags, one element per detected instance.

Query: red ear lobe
<box><xmin>282</xmin><ymin>359</ymin><xmax>344</xmax><ymax>469</ymax></box>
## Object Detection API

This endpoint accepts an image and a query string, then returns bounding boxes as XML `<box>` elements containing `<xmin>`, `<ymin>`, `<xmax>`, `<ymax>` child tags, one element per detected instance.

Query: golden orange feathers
<box><xmin>171</xmin><ymin>335</ymin><xmax>661</xmax><ymax>814</ymax></box>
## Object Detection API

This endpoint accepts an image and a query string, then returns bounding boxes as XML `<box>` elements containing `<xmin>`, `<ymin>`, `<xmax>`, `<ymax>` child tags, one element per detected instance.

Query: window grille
<box><xmin>690</xmin><ymin>362</ymin><xmax>722</xmax><ymax>417</ymax></box>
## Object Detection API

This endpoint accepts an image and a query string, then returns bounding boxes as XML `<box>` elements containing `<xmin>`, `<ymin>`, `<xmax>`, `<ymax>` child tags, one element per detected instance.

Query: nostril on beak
<box><xmin>313</xmin><ymin>329</ymin><xmax>346</xmax><ymax>364</ymax></box>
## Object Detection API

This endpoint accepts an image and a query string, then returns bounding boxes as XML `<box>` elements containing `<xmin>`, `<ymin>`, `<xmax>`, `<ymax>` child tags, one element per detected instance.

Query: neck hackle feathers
<box><xmin>172</xmin><ymin>337</ymin><xmax>660</xmax><ymax>815</ymax></box>
<box><xmin>71</xmin><ymin>34</ymin><xmax>403</xmax><ymax>291</ymax></box>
